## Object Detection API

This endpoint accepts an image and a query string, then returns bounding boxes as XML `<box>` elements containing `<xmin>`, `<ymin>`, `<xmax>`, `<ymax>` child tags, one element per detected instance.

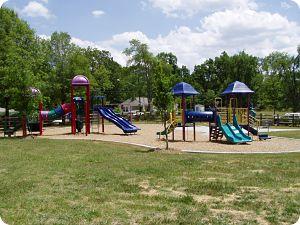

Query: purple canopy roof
<box><xmin>72</xmin><ymin>75</ymin><xmax>89</xmax><ymax>86</ymax></box>
<box><xmin>29</xmin><ymin>87</ymin><xmax>41</xmax><ymax>96</ymax></box>
<box><xmin>222</xmin><ymin>81</ymin><xmax>254</xmax><ymax>95</ymax></box>
<box><xmin>172</xmin><ymin>82</ymin><xmax>199</xmax><ymax>96</ymax></box>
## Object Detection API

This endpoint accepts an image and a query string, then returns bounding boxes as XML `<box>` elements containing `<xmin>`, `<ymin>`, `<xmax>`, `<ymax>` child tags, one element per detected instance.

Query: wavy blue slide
<box><xmin>96</xmin><ymin>106</ymin><xmax>140</xmax><ymax>134</ymax></box>
<box><xmin>217</xmin><ymin>115</ymin><xmax>252</xmax><ymax>144</ymax></box>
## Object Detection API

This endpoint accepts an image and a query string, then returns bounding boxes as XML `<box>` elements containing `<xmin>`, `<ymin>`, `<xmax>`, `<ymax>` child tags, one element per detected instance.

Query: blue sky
<box><xmin>2</xmin><ymin>0</ymin><xmax>300</xmax><ymax>68</ymax></box>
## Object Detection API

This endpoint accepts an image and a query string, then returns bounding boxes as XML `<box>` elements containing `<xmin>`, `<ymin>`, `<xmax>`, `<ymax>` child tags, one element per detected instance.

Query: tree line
<box><xmin>1</xmin><ymin>7</ymin><xmax>299</xmax><ymax>116</ymax></box>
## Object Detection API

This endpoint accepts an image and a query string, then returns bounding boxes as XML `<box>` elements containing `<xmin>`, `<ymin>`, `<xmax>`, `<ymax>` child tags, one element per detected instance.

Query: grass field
<box><xmin>0</xmin><ymin>139</ymin><xmax>299</xmax><ymax>225</ymax></box>
<box><xmin>270</xmin><ymin>130</ymin><xmax>300</xmax><ymax>139</ymax></box>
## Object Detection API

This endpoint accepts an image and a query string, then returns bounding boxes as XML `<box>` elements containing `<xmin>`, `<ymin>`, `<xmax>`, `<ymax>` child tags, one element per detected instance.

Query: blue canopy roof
<box><xmin>172</xmin><ymin>82</ymin><xmax>199</xmax><ymax>96</ymax></box>
<box><xmin>222</xmin><ymin>81</ymin><xmax>254</xmax><ymax>95</ymax></box>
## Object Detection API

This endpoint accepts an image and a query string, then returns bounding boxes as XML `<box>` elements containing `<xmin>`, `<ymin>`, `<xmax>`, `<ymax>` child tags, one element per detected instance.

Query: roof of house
<box><xmin>120</xmin><ymin>97</ymin><xmax>149</xmax><ymax>106</ymax></box>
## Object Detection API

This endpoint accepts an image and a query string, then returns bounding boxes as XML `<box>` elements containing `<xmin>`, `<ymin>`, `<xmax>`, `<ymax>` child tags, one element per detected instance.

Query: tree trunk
<box><xmin>146</xmin><ymin>65</ymin><xmax>153</xmax><ymax>114</ymax></box>
<box><xmin>292</xmin><ymin>68</ymin><xmax>297</xmax><ymax>112</ymax></box>
<box><xmin>4</xmin><ymin>97</ymin><xmax>9</xmax><ymax>118</ymax></box>
<box><xmin>164</xmin><ymin>111</ymin><xmax>169</xmax><ymax>150</ymax></box>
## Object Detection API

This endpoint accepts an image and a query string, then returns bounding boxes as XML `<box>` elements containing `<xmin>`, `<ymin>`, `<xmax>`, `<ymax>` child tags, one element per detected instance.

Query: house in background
<box><xmin>119</xmin><ymin>97</ymin><xmax>149</xmax><ymax>114</ymax></box>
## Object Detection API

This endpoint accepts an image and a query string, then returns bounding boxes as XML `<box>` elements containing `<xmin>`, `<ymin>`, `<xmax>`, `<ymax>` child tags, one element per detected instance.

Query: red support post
<box><xmin>86</xmin><ymin>86</ymin><xmax>91</xmax><ymax>135</ymax></box>
<box><xmin>71</xmin><ymin>86</ymin><xmax>76</xmax><ymax>135</ymax></box>
<box><xmin>193</xmin><ymin>123</ymin><xmax>196</xmax><ymax>141</ymax></box>
<box><xmin>102</xmin><ymin>117</ymin><xmax>105</xmax><ymax>133</ymax></box>
<box><xmin>39</xmin><ymin>102</ymin><xmax>43</xmax><ymax>136</ymax></box>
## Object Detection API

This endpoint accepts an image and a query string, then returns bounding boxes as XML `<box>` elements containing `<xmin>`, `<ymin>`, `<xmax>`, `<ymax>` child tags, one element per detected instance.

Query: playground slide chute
<box><xmin>96</xmin><ymin>106</ymin><xmax>140</xmax><ymax>134</ymax></box>
<box><xmin>217</xmin><ymin>115</ymin><xmax>252</xmax><ymax>144</ymax></box>
<box><xmin>232</xmin><ymin>115</ymin><xmax>252</xmax><ymax>142</ymax></box>
<box><xmin>157</xmin><ymin>120</ymin><xmax>177</xmax><ymax>137</ymax></box>
<box><xmin>40</xmin><ymin>103</ymin><xmax>72</xmax><ymax>120</ymax></box>
<box><xmin>241</xmin><ymin>124</ymin><xmax>258</xmax><ymax>136</ymax></box>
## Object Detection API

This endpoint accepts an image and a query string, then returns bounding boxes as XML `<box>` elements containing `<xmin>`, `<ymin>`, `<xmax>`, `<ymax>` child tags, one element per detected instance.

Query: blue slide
<box><xmin>217</xmin><ymin>115</ymin><xmax>252</xmax><ymax>144</ymax></box>
<box><xmin>96</xmin><ymin>106</ymin><xmax>140</xmax><ymax>134</ymax></box>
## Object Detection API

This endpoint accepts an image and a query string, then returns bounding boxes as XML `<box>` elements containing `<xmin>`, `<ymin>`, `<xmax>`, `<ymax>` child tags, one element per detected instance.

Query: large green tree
<box><xmin>0</xmin><ymin>8</ymin><xmax>38</xmax><ymax>114</ymax></box>
<box><xmin>289</xmin><ymin>46</ymin><xmax>300</xmax><ymax>112</ymax></box>
<box><xmin>48</xmin><ymin>32</ymin><xmax>74</xmax><ymax>105</ymax></box>
<box><xmin>261</xmin><ymin>52</ymin><xmax>291</xmax><ymax>113</ymax></box>
<box><xmin>85</xmin><ymin>48</ymin><xmax>122</xmax><ymax>103</ymax></box>
<box><xmin>124</xmin><ymin>39</ymin><xmax>156</xmax><ymax>111</ymax></box>
<box><xmin>191</xmin><ymin>51</ymin><xmax>262</xmax><ymax>107</ymax></box>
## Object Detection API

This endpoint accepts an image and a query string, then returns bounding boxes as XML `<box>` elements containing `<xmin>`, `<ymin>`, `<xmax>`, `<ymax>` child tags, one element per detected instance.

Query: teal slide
<box><xmin>217</xmin><ymin>115</ymin><xmax>252</xmax><ymax>144</ymax></box>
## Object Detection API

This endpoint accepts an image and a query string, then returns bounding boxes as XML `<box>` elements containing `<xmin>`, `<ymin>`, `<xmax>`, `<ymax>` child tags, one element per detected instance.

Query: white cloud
<box><xmin>147</xmin><ymin>0</ymin><xmax>257</xmax><ymax>17</ymax></box>
<box><xmin>281</xmin><ymin>2</ymin><xmax>292</xmax><ymax>9</ymax></box>
<box><xmin>71</xmin><ymin>37</ymin><xmax>100</xmax><ymax>49</ymax></box>
<box><xmin>40</xmin><ymin>0</ymin><xmax>48</xmax><ymax>3</ymax></box>
<box><xmin>101</xmin><ymin>9</ymin><xmax>300</xmax><ymax>68</ymax></box>
<box><xmin>0</xmin><ymin>0</ymin><xmax>9</xmax><ymax>8</ymax></box>
<box><xmin>291</xmin><ymin>0</ymin><xmax>300</xmax><ymax>8</ymax></box>
<box><xmin>38</xmin><ymin>34</ymin><xmax>50</xmax><ymax>40</ymax></box>
<box><xmin>21</xmin><ymin>1</ymin><xmax>54</xmax><ymax>19</ymax></box>
<box><xmin>70</xmin><ymin>37</ymin><xmax>128</xmax><ymax>66</ymax></box>
<box><xmin>92</xmin><ymin>10</ymin><xmax>105</xmax><ymax>18</ymax></box>
<box><xmin>40</xmin><ymin>8</ymin><xmax>300</xmax><ymax>70</ymax></box>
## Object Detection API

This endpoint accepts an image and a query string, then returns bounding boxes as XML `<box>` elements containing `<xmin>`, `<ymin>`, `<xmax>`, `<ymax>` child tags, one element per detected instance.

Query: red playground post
<box><xmin>39</xmin><ymin>102</ymin><xmax>43</xmax><ymax>136</ymax></box>
<box><xmin>71</xmin><ymin>75</ymin><xmax>91</xmax><ymax>136</ymax></box>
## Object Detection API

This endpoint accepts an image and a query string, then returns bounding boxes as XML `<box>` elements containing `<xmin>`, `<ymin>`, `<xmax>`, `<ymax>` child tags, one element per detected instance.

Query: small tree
<box><xmin>153</xmin><ymin>62</ymin><xmax>174</xmax><ymax>150</ymax></box>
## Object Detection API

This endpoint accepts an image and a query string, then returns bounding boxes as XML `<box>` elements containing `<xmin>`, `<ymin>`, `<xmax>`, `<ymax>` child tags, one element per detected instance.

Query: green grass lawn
<box><xmin>256</xmin><ymin>110</ymin><xmax>289</xmax><ymax>116</ymax></box>
<box><xmin>0</xmin><ymin>139</ymin><xmax>299</xmax><ymax>225</ymax></box>
<box><xmin>270</xmin><ymin>126</ymin><xmax>300</xmax><ymax>129</ymax></box>
<box><xmin>270</xmin><ymin>130</ymin><xmax>300</xmax><ymax>139</ymax></box>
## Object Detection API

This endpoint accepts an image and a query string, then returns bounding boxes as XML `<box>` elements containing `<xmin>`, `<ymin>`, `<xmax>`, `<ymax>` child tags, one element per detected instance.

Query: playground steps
<box><xmin>210</xmin><ymin>124</ymin><xmax>223</xmax><ymax>141</ymax></box>
<box><xmin>90</xmin><ymin>112</ymin><xmax>100</xmax><ymax>132</ymax></box>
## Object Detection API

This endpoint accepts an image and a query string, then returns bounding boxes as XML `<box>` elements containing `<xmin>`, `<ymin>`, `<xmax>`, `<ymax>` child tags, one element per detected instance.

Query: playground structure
<box><xmin>171</xmin><ymin>82</ymin><xmax>215</xmax><ymax>142</ymax></box>
<box><xmin>157</xmin><ymin>81</ymin><xmax>266</xmax><ymax>144</ymax></box>
<box><xmin>70</xmin><ymin>75</ymin><xmax>91</xmax><ymax>135</ymax></box>
<box><xmin>156</xmin><ymin>112</ymin><xmax>177</xmax><ymax>139</ymax></box>
<box><xmin>89</xmin><ymin>95</ymin><xmax>140</xmax><ymax>134</ymax></box>
<box><xmin>213</xmin><ymin>81</ymin><xmax>270</xmax><ymax>141</ymax></box>
<box><xmin>40</xmin><ymin>103</ymin><xmax>72</xmax><ymax>134</ymax></box>
<box><xmin>1</xmin><ymin>76</ymin><xmax>273</xmax><ymax>145</ymax></box>
<box><xmin>37</xmin><ymin>76</ymin><xmax>90</xmax><ymax>136</ymax></box>
<box><xmin>209</xmin><ymin>81</ymin><xmax>255</xmax><ymax>143</ymax></box>
<box><xmin>40</xmin><ymin>75</ymin><xmax>139</xmax><ymax>136</ymax></box>
<box><xmin>95</xmin><ymin>106</ymin><xmax>140</xmax><ymax>134</ymax></box>
<box><xmin>0</xmin><ymin>75</ymin><xmax>140</xmax><ymax>137</ymax></box>
<box><xmin>90</xmin><ymin>96</ymin><xmax>106</xmax><ymax>134</ymax></box>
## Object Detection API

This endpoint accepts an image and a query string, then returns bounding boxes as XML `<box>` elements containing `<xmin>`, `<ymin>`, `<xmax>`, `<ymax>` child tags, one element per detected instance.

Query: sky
<box><xmin>2</xmin><ymin>0</ymin><xmax>300</xmax><ymax>69</ymax></box>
